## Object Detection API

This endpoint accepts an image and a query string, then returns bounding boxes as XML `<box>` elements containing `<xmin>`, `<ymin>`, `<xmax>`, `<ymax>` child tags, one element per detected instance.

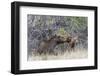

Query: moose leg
<box><xmin>70</xmin><ymin>42</ymin><xmax>75</xmax><ymax>52</ymax></box>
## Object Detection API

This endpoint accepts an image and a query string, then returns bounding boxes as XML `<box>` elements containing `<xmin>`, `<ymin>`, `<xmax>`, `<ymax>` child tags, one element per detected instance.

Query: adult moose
<box><xmin>37</xmin><ymin>35</ymin><xmax>66</xmax><ymax>55</ymax></box>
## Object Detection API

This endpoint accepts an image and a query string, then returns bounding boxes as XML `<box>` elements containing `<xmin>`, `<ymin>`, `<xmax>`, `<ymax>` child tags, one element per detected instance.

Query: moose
<box><xmin>66</xmin><ymin>36</ymin><xmax>78</xmax><ymax>51</ymax></box>
<box><xmin>33</xmin><ymin>34</ymin><xmax>78</xmax><ymax>55</ymax></box>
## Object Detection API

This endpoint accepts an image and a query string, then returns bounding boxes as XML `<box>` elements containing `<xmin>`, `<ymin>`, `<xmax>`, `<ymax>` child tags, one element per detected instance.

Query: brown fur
<box><xmin>34</xmin><ymin>35</ymin><xmax>78</xmax><ymax>55</ymax></box>
<box><xmin>66</xmin><ymin>36</ymin><xmax>78</xmax><ymax>51</ymax></box>
<box><xmin>37</xmin><ymin>35</ymin><xmax>67</xmax><ymax>55</ymax></box>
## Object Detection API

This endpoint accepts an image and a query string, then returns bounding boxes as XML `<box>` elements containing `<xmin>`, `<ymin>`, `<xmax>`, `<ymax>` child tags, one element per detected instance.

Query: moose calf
<box><xmin>66</xmin><ymin>36</ymin><xmax>78</xmax><ymax>51</ymax></box>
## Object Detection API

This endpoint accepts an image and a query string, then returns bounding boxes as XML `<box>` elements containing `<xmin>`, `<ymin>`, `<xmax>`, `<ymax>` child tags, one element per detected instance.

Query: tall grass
<box><xmin>28</xmin><ymin>48</ymin><xmax>88</xmax><ymax>61</ymax></box>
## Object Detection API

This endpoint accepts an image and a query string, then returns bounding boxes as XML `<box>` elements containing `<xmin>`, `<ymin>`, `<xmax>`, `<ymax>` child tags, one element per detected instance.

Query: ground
<box><xmin>28</xmin><ymin>48</ymin><xmax>88</xmax><ymax>61</ymax></box>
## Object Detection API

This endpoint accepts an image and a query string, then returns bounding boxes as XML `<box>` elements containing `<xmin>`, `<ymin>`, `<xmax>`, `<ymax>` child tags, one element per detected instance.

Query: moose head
<box><xmin>66</xmin><ymin>36</ymin><xmax>79</xmax><ymax>50</ymax></box>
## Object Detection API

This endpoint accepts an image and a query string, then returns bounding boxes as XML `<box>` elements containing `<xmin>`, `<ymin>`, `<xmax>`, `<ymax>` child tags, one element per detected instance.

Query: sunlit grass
<box><xmin>28</xmin><ymin>48</ymin><xmax>88</xmax><ymax>61</ymax></box>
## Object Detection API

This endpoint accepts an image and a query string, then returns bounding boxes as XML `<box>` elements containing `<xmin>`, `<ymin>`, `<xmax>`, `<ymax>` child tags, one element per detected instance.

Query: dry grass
<box><xmin>28</xmin><ymin>48</ymin><xmax>88</xmax><ymax>61</ymax></box>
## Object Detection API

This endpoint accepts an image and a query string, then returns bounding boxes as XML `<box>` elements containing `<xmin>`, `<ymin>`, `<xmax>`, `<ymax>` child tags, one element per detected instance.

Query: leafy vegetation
<box><xmin>27</xmin><ymin>15</ymin><xmax>88</xmax><ymax>59</ymax></box>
